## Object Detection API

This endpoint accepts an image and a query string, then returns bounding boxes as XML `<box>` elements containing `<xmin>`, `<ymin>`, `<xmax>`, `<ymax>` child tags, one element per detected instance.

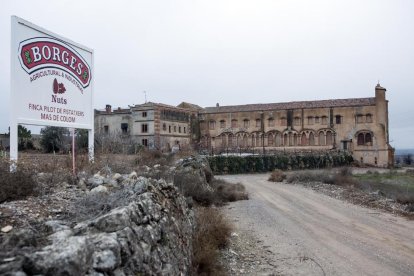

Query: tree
<box><xmin>40</xmin><ymin>127</ymin><xmax>70</xmax><ymax>153</ymax></box>
<box><xmin>6</xmin><ymin>125</ymin><xmax>33</xmax><ymax>150</ymax></box>
<box><xmin>76</xmin><ymin>129</ymin><xmax>89</xmax><ymax>152</ymax></box>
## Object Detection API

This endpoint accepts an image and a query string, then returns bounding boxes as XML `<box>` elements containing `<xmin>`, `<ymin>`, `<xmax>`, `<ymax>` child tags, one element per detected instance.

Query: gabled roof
<box><xmin>201</xmin><ymin>97</ymin><xmax>376</xmax><ymax>114</ymax></box>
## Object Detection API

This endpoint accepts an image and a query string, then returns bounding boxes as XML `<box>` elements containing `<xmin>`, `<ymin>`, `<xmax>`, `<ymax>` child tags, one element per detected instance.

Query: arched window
<box><xmin>301</xmin><ymin>134</ymin><xmax>308</xmax><ymax>146</ymax></box>
<box><xmin>275</xmin><ymin>133</ymin><xmax>281</xmax><ymax>146</ymax></box>
<box><xmin>209</xmin><ymin>120</ymin><xmax>216</xmax><ymax>130</ymax></box>
<box><xmin>365</xmin><ymin>133</ymin><xmax>372</xmax><ymax>144</ymax></box>
<box><xmin>228</xmin><ymin>133</ymin><xmax>234</xmax><ymax>147</ymax></box>
<box><xmin>283</xmin><ymin>133</ymin><xmax>288</xmax><ymax>146</ymax></box>
<box><xmin>268</xmin><ymin>134</ymin><xmax>274</xmax><ymax>146</ymax></box>
<box><xmin>231</xmin><ymin>119</ymin><xmax>238</xmax><ymax>128</ymax></box>
<box><xmin>293</xmin><ymin>133</ymin><xmax>298</xmax><ymax>146</ymax></box>
<box><xmin>220</xmin><ymin>120</ymin><xmax>226</xmax><ymax>128</ymax></box>
<box><xmin>221</xmin><ymin>135</ymin><xmax>227</xmax><ymax>147</ymax></box>
<box><xmin>256</xmin><ymin>134</ymin><xmax>261</xmax><ymax>146</ymax></box>
<box><xmin>309</xmin><ymin>132</ymin><xmax>315</xmax><ymax>146</ymax></box>
<box><xmin>326</xmin><ymin>131</ymin><xmax>333</xmax><ymax>145</ymax></box>
<box><xmin>162</xmin><ymin>123</ymin><xmax>166</xmax><ymax>131</ymax></box>
<box><xmin>242</xmin><ymin>135</ymin><xmax>248</xmax><ymax>147</ymax></box>
<box><xmin>243</xmin><ymin>119</ymin><xmax>250</xmax><ymax>128</ymax></box>
<box><xmin>357</xmin><ymin>133</ymin><xmax>365</xmax><ymax>145</ymax></box>
<box><xmin>357</xmin><ymin>132</ymin><xmax>373</xmax><ymax>146</ymax></box>
<box><xmin>319</xmin><ymin>132</ymin><xmax>325</xmax><ymax>146</ymax></box>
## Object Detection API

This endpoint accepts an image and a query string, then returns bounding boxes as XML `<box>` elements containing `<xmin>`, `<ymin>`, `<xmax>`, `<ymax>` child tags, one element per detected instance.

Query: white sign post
<box><xmin>10</xmin><ymin>16</ymin><xmax>94</xmax><ymax>168</ymax></box>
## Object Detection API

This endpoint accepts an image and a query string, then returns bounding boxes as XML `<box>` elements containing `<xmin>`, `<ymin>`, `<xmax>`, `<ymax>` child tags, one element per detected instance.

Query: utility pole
<box><xmin>143</xmin><ymin>91</ymin><xmax>147</xmax><ymax>103</ymax></box>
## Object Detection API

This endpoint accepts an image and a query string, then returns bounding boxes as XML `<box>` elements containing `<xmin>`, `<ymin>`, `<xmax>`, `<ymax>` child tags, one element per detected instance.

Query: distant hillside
<box><xmin>395</xmin><ymin>149</ymin><xmax>414</xmax><ymax>156</ymax></box>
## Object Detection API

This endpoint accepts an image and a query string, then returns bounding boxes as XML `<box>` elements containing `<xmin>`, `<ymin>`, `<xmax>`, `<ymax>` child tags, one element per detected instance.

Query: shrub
<box><xmin>286</xmin><ymin>170</ymin><xmax>329</xmax><ymax>183</ymax></box>
<box><xmin>0</xmin><ymin>160</ymin><xmax>37</xmax><ymax>203</ymax></box>
<box><xmin>212</xmin><ymin>179</ymin><xmax>249</xmax><ymax>203</ymax></box>
<box><xmin>268</xmin><ymin>169</ymin><xmax>286</xmax><ymax>182</ymax></box>
<box><xmin>192</xmin><ymin>207</ymin><xmax>231</xmax><ymax>275</ymax></box>
<box><xmin>208</xmin><ymin>151</ymin><xmax>353</xmax><ymax>174</ymax></box>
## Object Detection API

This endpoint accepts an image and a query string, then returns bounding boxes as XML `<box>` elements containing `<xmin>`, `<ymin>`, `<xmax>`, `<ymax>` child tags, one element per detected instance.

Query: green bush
<box><xmin>208</xmin><ymin>151</ymin><xmax>353</xmax><ymax>174</ymax></box>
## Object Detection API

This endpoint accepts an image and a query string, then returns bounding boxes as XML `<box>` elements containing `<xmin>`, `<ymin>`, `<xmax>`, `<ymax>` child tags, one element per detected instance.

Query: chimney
<box><xmin>105</xmin><ymin>104</ymin><xmax>112</xmax><ymax>113</ymax></box>
<box><xmin>375</xmin><ymin>83</ymin><xmax>386</xmax><ymax>102</ymax></box>
<box><xmin>216</xmin><ymin>103</ymin><xmax>219</xmax><ymax>107</ymax></box>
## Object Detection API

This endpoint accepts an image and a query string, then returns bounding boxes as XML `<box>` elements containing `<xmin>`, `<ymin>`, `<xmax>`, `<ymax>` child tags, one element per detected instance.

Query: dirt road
<box><xmin>219</xmin><ymin>174</ymin><xmax>414</xmax><ymax>276</ymax></box>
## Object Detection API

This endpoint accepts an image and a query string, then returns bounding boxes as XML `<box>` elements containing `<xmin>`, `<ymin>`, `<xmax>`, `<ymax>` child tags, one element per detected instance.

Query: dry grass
<box><xmin>268</xmin><ymin>169</ymin><xmax>287</xmax><ymax>182</ymax></box>
<box><xmin>212</xmin><ymin>179</ymin><xmax>249</xmax><ymax>203</ymax></box>
<box><xmin>174</xmin><ymin>174</ymin><xmax>249</xmax><ymax>207</ymax></box>
<box><xmin>192</xmin><ymin>207</ymin><xmax>232</xmax><ymax>275</ymax></box>
<box><xmin>0</xmin><ymin>159</ymin><xmax>37</xmax><ymax>203</ymax></box>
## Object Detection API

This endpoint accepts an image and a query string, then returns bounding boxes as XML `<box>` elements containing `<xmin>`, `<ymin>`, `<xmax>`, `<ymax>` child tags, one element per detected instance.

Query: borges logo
<box><xmin>18</xmin><ymin>37</ymin><xmax>91</xmax><ymax>88</ymax></box>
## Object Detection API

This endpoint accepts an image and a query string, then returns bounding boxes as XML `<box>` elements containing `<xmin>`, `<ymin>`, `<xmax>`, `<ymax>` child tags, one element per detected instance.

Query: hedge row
<box><xmin>208</xmin><ymin>151</ymin><xmax>353</xmax><ymax>174</ymax></box>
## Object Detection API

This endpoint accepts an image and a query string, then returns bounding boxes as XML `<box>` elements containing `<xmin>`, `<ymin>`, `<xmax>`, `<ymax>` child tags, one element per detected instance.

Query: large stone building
<box><xmin>198</xmin><ymin>84</ymin><xmax>394</xmax><ymax>167</ymax></box>
<box><xmin>95</xmin><ymin>102</ymin><xmax>200</xmax><ymax>151</ymax></box>
<box><xmin>95</xmin><ymin>84</ymin><xmax>393</xmax><ymax>167</ymax></box>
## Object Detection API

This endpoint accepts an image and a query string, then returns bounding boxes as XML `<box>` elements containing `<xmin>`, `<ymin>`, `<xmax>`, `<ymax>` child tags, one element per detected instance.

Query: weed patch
<box><xmin>192</xmin><ymin>207</ymin><xmax>231</xmax><ymax>275</ymax></box>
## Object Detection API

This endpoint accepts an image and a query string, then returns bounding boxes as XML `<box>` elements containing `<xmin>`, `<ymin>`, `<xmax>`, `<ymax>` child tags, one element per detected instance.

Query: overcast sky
<box><xmin>1</xmin><ymin>0</ymin><xmax>413</xmax><ymax>148</ymax></box>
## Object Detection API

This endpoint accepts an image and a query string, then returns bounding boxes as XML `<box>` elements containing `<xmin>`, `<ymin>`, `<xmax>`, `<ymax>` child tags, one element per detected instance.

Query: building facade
<box><xmin>198</xmin><ymin>84</ymin><xmax>394</xmax><ymax>167</ymax></box>
<box><xmin>95</xmin><ymin>102</ymin><xmax>198</xmax><ymax>151</ymax></box>
<box><xmin>95</xmin><ymin>84</ymin><xmax>393</xmax><ymax>167</ymax></box>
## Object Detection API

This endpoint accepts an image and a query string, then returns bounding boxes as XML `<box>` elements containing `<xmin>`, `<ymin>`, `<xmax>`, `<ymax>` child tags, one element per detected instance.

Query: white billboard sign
<box><xmin>10</xmin><ymin>16</ymin><xmax>94</xmax><ymax>162</ymax></box>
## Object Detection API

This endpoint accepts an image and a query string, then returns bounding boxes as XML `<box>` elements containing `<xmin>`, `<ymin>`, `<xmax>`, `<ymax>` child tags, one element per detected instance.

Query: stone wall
<box><xmin>1</xmin><ymin>176</ymin><xmax>194</xmax><ymax>275</ymax></box>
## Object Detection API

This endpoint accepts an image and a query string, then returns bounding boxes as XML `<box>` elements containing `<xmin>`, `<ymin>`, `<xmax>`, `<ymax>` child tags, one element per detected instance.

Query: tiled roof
<box><xmin>201</xmin><ymin>98</ymin><xmax>376</xmax><ymax>114</ymax></box>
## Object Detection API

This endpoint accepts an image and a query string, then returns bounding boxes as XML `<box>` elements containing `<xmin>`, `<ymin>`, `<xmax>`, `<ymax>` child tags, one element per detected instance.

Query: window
<box><xmin>268</xmin><ymin>118</ymin><xmax>275</xmax><ymax>127</ymax></box>
<box><xmin>315</xmin><ymin>116</ymin><xmax>320</xmax><ymax>124</ymax></box>
<box><xmin>162</xmin><ymin>123</ymin><xmax>166</xmax><ymax>131</ymax></box>
<box><xmin>335</xmin><ymin>115</ymin><xmax>342</xmax><ymax>124</ymax></box>
<box><xmin>179</xmin><ymin>126</ymin><xmax>182</xmax><ymax>133</ymax></box>
<box><xmin>168</xmin><ymin>125</ymin><xmax>171</xmax><ymax>133</ymax></box>
<box><xmin>174</xmin><ymin>126</ymin><xmax>177</xmax><ymax>132</ymax></box>
<box><xmin>357</xmin><ymin>133</ymin><xmax>365</xmax><ymax>145</ymax></box>
<box><xmin>104</xmin><ymin>125</ymin><xmax>109</xmax><ymax>134</ymax></box>
<box><xmin>321</xmin><ymin>116</ymin><xmax>328</xmax><ymax>125</ymax></box>
<box><xmin>357</xmin><ymin>132</ymin><xmax>373</xmax><ymax>146</ymax></box>
<box><xmin>366</xmin><ymin>114</ymin><xmax>373</xmax><ymax>123</ymax></box>
<box><xmin>209</xmin><ymin>120</ymin><xmax>216</xmax><ymax>130</ymax></box>
<box><xmin>268</xmin><ymin>134</ymin><xmax>274</xmax><ymax>146</ymax></box>
<box><xmin>141</xmin><ymin>124</ymin><xmax>148</xmax><ymax>133</ymax></box>
<box><xmin>243</xmin><ymin>119</ymin><xmax>250</xmax><ymax>128</ymax></box>
<box><xmin>294</xmin><ymin>117</ymin><xmax>301</xmax><ymax>126</ymax></box>
<box><xmin>184</xmin><ymin>127</ymin><xmax>186</xmax><ymax>133</ymax></box>
<box><xmin>142</xmin><ymin>111</ymin><xmax>147</xmax><ymax>117</ymax></box>
<box><xmin>308</xmin><ymin>116</ymin><xmax>314</xmax><ymax>125</ymax></box>
<box><xmin>142</xmin><ymin>139</ymin><xmax>148</xmax><ymax>147</ymax></box>
<box><xmin>280</xmin><ymin>117</ymin><xmax>287</xmax><ymax>126</ymax></box>
<box><xmin>121</xmin><ymin>123</ymin><xmax>128</xmax><ymax>134</ymax></box>
<box><xmin>326</xmin><ymin>131</ymin><xmax>333</xmax><ymax>145</ymax></box>
<box><xmin>231</xmin><ymin>119</ymin><xmax>238</xmax><ymax>128</ymax></box>
<box><xmin>255</xmin><ymin>119</ymin><xmax>261</xmax><ymax>127</ymax></box>
<box><xmin>220</xmin><ymin>120</ymin><xmax>226</xmax><ymax>128</ymax></box>
<box><xmin>356</xmin><ymin>114</ymin><xmax>364</xmax><ymax>123</ymax></box>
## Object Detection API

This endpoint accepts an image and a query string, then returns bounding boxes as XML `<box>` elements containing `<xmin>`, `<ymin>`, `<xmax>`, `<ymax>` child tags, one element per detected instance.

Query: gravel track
<box><xmin>219</xmin><ymin>174</ymin><xmax>414</xmax><ymax>276</ymax></box>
